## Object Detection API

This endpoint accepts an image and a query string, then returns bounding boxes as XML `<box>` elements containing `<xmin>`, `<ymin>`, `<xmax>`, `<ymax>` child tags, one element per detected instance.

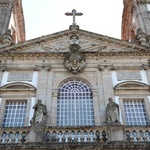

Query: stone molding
<box><xmin>0</xmin><ymin>50</ymin><xmax>150</xmax><ymax>58</ymax></box>
<box><xmin>0</xmin><ymin>64</ymin><xmax>51</xmax><ymax>71</ymax></box>
<box><xmin>0</xmin><ymin>1</ymin><xmax>10</xmax><ymax>6</ymax></box>
<box><xmin>98</xmin><ymin>64</ymin><xmax>149</xmax><ymax>71</ymax></box>
<box><xmin>34</xmin><ymin>64</ymin><xmax>51</xmax><ymax>71</ymax></box>
<box><xmin>114</xmin><ymin>81</ymin><xmax>149</xmax><ymax>90</ymax></box>
<box><xmin>0</xmin><ymin>64</ymin><xmax>149</xmax><ymax>72</ymax></box>
<box><xmin>136</xmin><ymin>0</ymin><xmax>147</xmax><ymax>4</ymax></box>
<box><xmin>0</xmin><ymin>82</ymin><xmax>36</xmax><ymax>91</ymax></box>
<box><xmin>0</xmin><ymin>142</ymin><xmax>149</xmax><ymax>150</ymax></box>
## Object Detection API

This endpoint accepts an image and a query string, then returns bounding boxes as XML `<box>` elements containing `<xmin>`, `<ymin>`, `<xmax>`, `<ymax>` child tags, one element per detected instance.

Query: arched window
<box><xmin>57</xmin><ymin>79</ymin><xmax>94</xmax><ymax>126</ymax></box>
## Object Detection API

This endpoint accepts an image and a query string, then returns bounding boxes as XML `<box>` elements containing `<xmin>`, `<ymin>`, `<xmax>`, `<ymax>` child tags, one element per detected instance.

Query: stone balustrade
<box><xmin>124</xmin><ymin>126</ymin><xmax>150</xmax><ymax>142</ymax></box>
<box><xmin>0</xmin><ymin>127</ymin><xmax>29</xmax><ymax>143</ymax></box>
<box><xmin>0</xmin><ymin>126</ymin><xmax>150</xmax><ymax>144</ymax></box>
<box><xmin>44</xmin><ymin>127</ymin><xmax>108</xmax><ymax>143</ymax></box>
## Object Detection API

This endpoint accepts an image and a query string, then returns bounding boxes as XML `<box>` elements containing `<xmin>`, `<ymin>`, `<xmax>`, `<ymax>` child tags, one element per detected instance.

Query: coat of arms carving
<box><xmin>64</xmin><ymin>35</ymin><xmax>86</xmax><ymax>73</ymax></box>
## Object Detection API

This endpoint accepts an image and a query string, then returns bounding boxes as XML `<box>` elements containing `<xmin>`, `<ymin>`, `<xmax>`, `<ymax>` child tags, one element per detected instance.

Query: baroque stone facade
<box><xmin>0</xmin><ymin>0</ymin><xmax>150</xmax><ymax>150</ymax></box>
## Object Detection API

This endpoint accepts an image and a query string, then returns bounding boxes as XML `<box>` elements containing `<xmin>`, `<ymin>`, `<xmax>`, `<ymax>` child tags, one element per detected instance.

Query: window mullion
<box><xmin>75</xmin><ymin>92</ymin><xmax>76</xmax><ymax>126</ymax></box>
<box><xmin>57</xmin><ymin>80</ymin><xmax>94</xmax><ymax>127</ymax></box>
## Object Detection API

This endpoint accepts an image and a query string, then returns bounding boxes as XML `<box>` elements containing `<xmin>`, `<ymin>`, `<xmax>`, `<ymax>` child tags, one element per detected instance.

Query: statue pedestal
<box><xmin>107</xmin><ymin>125</ymin><xmax>124</xmax><ymax>141</ymax></box>
<box><xmin>26</xmin><ymin>124</ymin><xmax>45</xmax><ymax>143</ymax></box>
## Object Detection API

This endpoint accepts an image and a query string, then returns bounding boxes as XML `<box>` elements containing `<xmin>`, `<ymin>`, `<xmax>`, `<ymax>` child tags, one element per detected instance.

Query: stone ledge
<box><xmin>0</xmin><ymin>142</ymin><xmax>150</xmax><ymax>150</ymax></box>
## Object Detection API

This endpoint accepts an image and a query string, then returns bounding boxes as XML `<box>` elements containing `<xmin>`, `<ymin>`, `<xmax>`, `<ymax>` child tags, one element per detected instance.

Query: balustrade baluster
<box><xmin>8</xmin><ymin>132</ymin><xmax>13</xmax><ymax>143</ymax></box>
<box><xmin>52</xmin><ymin>131</ymin><xmax>57</xmax><ymax>142</ymax></box>
<box><xmin>70</xmin><ymin>131</ymin><xmax>75</xmax><ymax>142</ymax></box>
<box><xmin>1</xmin><ymin>132</ymin><xmax>7</xmax><ymax>143</ymax></box>
<box><xmin>83</xmin><ymin>131</ymin><xmax>88</xmax><ymax>142</ymax></box>
<box><xmin>64</xmin><ymin>131</ymin><xmax>69</xmax><ymax>142</ymax></box>
<box><xmin>138</xmin><ymin>131</ymin><xmax>144</xmax><ymax>141</ymax></box>
<box><xmin>77</xmin><ymin>131</ymin><xmax>81</xmax><ymax>142</ymax></box>
<box><xmin>125</xmin><ymin>131</ymin><xmax>131</xmax><ymax>141</ymax></box>
<box><xmin>58</xmin><ymin>131</ymin><xmax>63</xmax><ymax>142</ymax></box>
<box><xmin>89</xmin><ymin>131</ymin><xmax>94</xmax><ymax>142</ymax></box>
<box><xmin>15</xmin><ymin>132</ymin><xmax>20</xmax><ymax>143</ymax></box>
<box><xmin>132</xmin><ymin>131</ymin><xmax>138</xmax><ymax>142</ymax></box>
<box><xmin>102</xmin><ymin>130</ymin><xmax>107</xmax><ymax>142</ymax></box>
<box><xmin>145</xmin><ymin>131</ymin><xmax>150</xmax><ymax>142</ymax></box>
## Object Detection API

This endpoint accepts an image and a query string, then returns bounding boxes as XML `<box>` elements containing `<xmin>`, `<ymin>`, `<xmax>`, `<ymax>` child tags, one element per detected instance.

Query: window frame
<box><xmin>57</xmin><ymin>79</ymin><xmax>95</xmax><ymax>127</ymax></box>
<box><xmin>0</xmin><ymin>98</ymin><xmax>31</xmax><ymax>127</ymax></box>
<box><xmin>2</xmin><ymin>100</ymin><xmax>27</xmax><ymax>127</ymax></box>
<box><xmin>123</xmin><ymin>99</ymin><xmax>148</xmax><ymax>126</ymax></box>
<box><xmin>147</xmin><ymin>4</ymin><xmax>150</xmax><ymax>11</ymax></box>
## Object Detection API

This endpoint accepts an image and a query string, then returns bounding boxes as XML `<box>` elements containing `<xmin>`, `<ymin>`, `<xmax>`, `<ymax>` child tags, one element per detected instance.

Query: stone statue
<box><xmin>30</xmin><ymin>99</ymin><xmax>47</xmax><ymax>125</ymax></box>
<box><xmin>106</xmin><ymin>98</ymin><xmax>120</xmax><ymax>124</ymax></box>
<box><xmin>136</xmin><ymin>28</ymin><xmax>148</xmax><ymax>47</ymax></box>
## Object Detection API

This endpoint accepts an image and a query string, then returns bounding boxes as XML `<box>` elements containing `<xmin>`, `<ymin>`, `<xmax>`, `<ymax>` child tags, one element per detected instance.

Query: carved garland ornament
<box><xmin>64</xmin><ymin>35</ymin><xmax>86</xmax><ymax>73</ymax></box>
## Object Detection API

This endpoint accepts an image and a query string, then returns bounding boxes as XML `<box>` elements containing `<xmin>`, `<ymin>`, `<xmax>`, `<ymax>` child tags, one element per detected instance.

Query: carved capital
<box><xmin>98</xmin><ymin>65</ymin><xmax>114</xmax><ymax>71</ymax></box>
<box><xmin>34</xmin><ymin>65</ymin><xmax>51</xmax><ymax>71</ymax></box>
<box><xmin>0</xmin><ymin>66</ymin><xmax>7</xmax><ymax>71</ymax></box>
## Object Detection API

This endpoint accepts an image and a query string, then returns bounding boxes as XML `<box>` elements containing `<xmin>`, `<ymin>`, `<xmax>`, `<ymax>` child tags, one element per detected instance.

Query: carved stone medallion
<box><xmin>64</xmin><ymin>35</ymin><xmax>86</xmax><ymax>73</ymax></box>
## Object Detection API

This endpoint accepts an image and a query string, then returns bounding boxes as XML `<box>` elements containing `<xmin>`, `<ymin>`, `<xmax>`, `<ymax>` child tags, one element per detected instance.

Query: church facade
<box><xmin>0</xmin><ymin>0</ymin><xmax>150</xmax><ymax>149</ymax></box>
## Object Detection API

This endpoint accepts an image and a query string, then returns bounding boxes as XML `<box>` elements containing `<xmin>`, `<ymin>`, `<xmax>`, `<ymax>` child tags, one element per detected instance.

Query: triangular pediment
<box><xmin>0</xmin><ymin>28</ymin><xmax>148</xmax><ymax>54</ymax></box>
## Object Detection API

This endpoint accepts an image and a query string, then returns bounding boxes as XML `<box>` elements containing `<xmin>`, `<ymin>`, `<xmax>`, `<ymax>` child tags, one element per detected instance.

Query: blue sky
<box><xmin>22</xmin><ymin>0</ymin><xmax>123</xmax><ymax>40</ymax></box>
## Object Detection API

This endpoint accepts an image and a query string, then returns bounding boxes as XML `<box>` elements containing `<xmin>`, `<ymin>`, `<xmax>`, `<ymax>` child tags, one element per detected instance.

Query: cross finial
<box><xmin>65</xmin><ymin>9</ymin><xmax>83</xmax><ymax>25</ymax></box>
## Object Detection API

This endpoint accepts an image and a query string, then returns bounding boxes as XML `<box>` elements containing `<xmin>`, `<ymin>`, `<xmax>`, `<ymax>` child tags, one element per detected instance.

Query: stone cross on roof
<box><xmin>65</xmin><ymin>9</ymin><xmax>83</xmax><ymax>25</ymax></box>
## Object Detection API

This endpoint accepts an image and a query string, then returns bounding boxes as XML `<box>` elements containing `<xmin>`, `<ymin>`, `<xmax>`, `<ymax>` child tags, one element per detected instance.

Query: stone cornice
<box><xmin>98</xmin><ymin>64</ymin><xmax>149</xmax><ymax>71</ymax></box>
<box><xmin>0</xmin><ymin>64</ymin><xmax>52</xmax><ymax>71</ymax></box>
<box><xmin>0</xmin><ymin>51</ymin><xmax>150</xmax><ymax>58</ymax></box>
<box><xmin>0</xmin><ymin>63</ymin><xmax>149</xmax><ymax>72</ymax></box>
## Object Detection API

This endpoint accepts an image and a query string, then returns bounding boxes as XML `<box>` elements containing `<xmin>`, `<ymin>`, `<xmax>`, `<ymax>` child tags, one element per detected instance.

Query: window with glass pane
<box><xmin>147</xmin><ymin>4</ymin><xmax>150</xmax><ymax>11</ymax></box>
<box><xmin>2</xmin><ymin>101</ymin><xmax>27</xmax><ymax>127</ymax></box>
<box><xmin>124</xmin><ymin>100</ymin><xmax>148</xmax><ymax>125</ymax></box>
<box><xmin>57</xmin><ymin>80</ymin><xmax>94</xmax><ymax>126</ymax></box>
